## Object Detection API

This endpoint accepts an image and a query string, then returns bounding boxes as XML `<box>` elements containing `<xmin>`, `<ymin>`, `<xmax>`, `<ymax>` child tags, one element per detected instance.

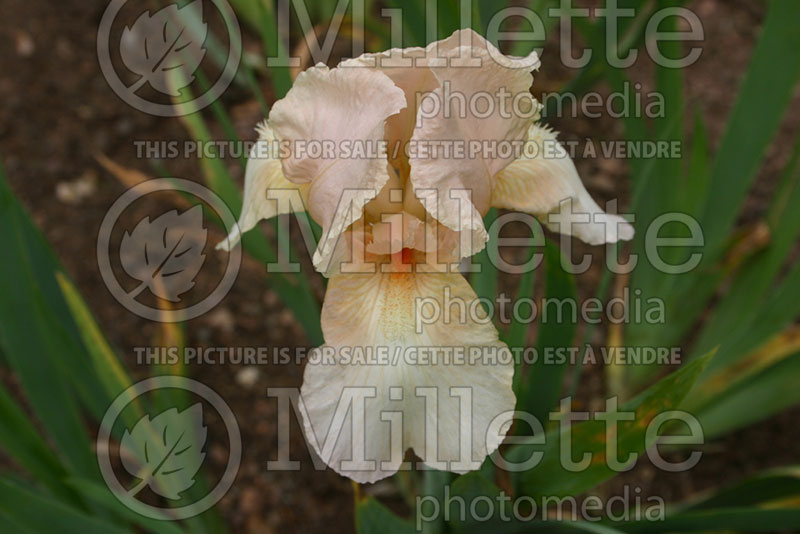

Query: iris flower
<box><xmin>221</xmin><ymin>29</ymin><xmax>633</xmax><ymax>482</ymax></box>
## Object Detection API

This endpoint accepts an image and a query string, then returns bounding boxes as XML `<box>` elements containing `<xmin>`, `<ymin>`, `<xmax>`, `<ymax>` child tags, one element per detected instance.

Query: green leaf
<box><xmin>170</xmin><ymin>0</ymin><xmax>247</xmax><ymax>90</ymax></box>
<box><xmin>516</xmin><ymin>240</ymin><xmax>577</xmax><ymax>423</ymax></box>
<box><xmin>56</xmin><ymin>273</ymin><xmax>137</xmax><ymax>417</ymax></box>
<box><xmin>510</xmin><ymin>351</ymin><xmax>714</xmax><ymax>499</ymax></box>
<box><xmin>419</xmin><ymin>469</ymin><xmax>452</xmax><ymax>534</ymax></box>
<box><xmin>449</xmin><ymin>474</ymin><xmax>629</xmax><ymax>533</ymax></box>
<box><xmin>647</xmin><ymin>0</ymin><xmax>685</xmax><ymax>271</ymax></box>
<box><xmin>508</xmin><ymin>0</ymin><xmax>559</xmax><ymax>57</ymax></box>
<box><xmin>620</xmin><ymin>0</ymin><xmax>800</xmax><ymax>395</ymax></box>
<box><xmin>691</xmin><ymin>134</ymin><xmax>800</xmax><ymax>366</ymax></box>
<box><xmin>0</xmin><ymin>479</ymin><xmax>129</xmax><ymax>534</ymax></box>
<box><xmin>251</xmin><ymin>0</ymin><xmax>293</xmax><ymax>98</ymax></box>
<box><xmin>696</xmin><ymin>0</ymin><xmax>800</xmax><ymax>260</ymax></box>
<box><xmin>0</xmin><ymin>171</ymin><xmax>123</xmax><ymax>426</ymax></box>
<box><xmin>683</xmin><ymin>466</ymin><xmax>800</xmax><ymax>511</ymax></box>
<box><xmin>684</xmin><ymin>111</ymin><xmax>710</xmax><ymax>219</ymax></box>
<box><xmin>65</xmin><ymin>477</ymin><xmax>186</xmax><ymax>534</ymax></box>
<box><xmin>455</xmin><ymin>522</ymin><xmax>628</xmax><ymax>534</ymax></box>
<box><xmin>688</xmin><ymin>349</ymin><xmax>800</xmax><ymax>438</ymax></box>
<box><xmin>193</xmin><ymin>68</ymin><xmax>248</xmax><ymax>171</ymax></box>
<box><xmin>604</xmin><ymin>65</ymin><xmax>688</xmax><ymax>387</ymax></box>
<box><xmin>567</xmin><ymin>251</ymin><xmax>615</xmax><ymax>399</ymax></box>
<box><xmin>470</xmin><ymin>209</ymin><xmax>499</xmax><ymax>306</ymax></box>
<box><xmin>121</xmin><ymin>404</ymin><xmax>208</xmax><ymax>501</ymax></box>
<box><xmin>226</xmin><ymin>0</ymin><xmax>262</xmax><ymax>31</ymax></box>
<box><xmin>735</xmin><ymin>261</ymin><xmax>800</xmax><ymax>357</ymax></box>
<box><xmin>617</xmin><ymin>7</ymin><xmax>690</xmax><ymax>386</ymax></box>
<box><xmin>355</xmin><ymin>496</ymin><xmax>414</xmax><ymax>534</ymax></box>
<box><xmin>424</xmin><ymin>472</ymin><xmax>629</xmax><ymax>534</ymax></box>
<box><xmin>0</xmin><ymin>384</ymin><xmax>71</xmax><ymax>499</ymax></box>
<box><xmin>0</xmin><ymin>167</ymin><xmax>97</xmax><ymax>476</ymax></box>
<box><xmin>508</xmin><ymin>249</ymin><xmax>537</xmax><ymax>403</ymax></box>
<box><xmin>385</xmin><ymin>0</ymin><xmax>428</xmax><ymax>47</ymax></box>
<box><xmin>447</xmin><ymin>472</ymin><xmax>507</xmax><ymax>532</ymax></box>
<box><xmin>621</xmin><ymin>508</ymin><xmax>800</xmax><ymax>533</ymax></box>
<box><xmin>0</xmin><ymin>511</ymin><xmax>36</xmax><ymax>534</ymax></box>
<box><xmin>437</xmin><ymin>0</ymin><xmax>461</xmax><ymax>38</ymax></box>
<box><xmin>545</xmin><ymin>0</ymin><xmax>657</xmax><ymax>119</ymax></box>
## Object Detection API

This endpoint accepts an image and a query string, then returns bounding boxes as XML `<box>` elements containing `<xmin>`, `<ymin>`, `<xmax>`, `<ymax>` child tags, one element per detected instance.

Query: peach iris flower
<box><xmin>221</xmin><ymin>29</ymin><xmax>633</xmax><ymax>482</ymax></box>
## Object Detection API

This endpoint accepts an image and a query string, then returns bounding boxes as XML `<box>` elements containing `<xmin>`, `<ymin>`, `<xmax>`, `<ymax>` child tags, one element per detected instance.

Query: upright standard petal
<box><xmin>218</xmin><ymin>122</ymin><xmax>308</xmax><ymax>251</ymax></box>
<box><xmin>342</xmin><ymin>47</ymin><xmax>439</xmax><ymax>174</ymax></box>
<box><xmin>269</xmin><ymin>64</ymin><xmax>407</xmax><ymax>273</ymax></box>
<box><xmin>409</xmin><ymin>29</ymin><xmax>541</xmax><ymax>259</ymax></box>
<box><xmin>300</xmin><ymin>271</ymin><xmax>515</xmax><ymax>483</ymax></box>
<box><xmin>493</xmin><ymin>124</ymin><xmax>634</xmax><ymax>245</ymax></box>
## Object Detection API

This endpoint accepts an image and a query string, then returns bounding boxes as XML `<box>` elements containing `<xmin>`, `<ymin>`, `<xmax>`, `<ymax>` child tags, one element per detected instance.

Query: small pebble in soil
<box><xmin>277</xmin><ymin>309</ymin><xmax>296</xmax><ymax>328</ymax></box>
<box><xmin>15</xmin><ymin>31</ymin><xmax>35</xmax><ymax>57</ymax></box>
<box><xmin>55</xmin><ymin>170</ymin><xmax>97</xmax><ymax>205</ymax></box>
<box><xmin>209</xmin><ymin>443</ymin><xmax>228</xmax><ymax>466</ymax></box>
<box><xmin>262</xmin><ymin>290</ymin><xmax>279</xmax><ymax>308</ymax></box>
<box><xmin>238</xmin><ymin>487</ymin><xmax>263</xmax><ymax>515</ymax></box>
<box><xmin>235</xmin><ymin>366</ymin><xmax>261</xmax><ymax>389</ymax></box>
<box><xmin>207</xmin><ymin>307</ymin><xmax>235</xmax><ymax>334</ymax></box>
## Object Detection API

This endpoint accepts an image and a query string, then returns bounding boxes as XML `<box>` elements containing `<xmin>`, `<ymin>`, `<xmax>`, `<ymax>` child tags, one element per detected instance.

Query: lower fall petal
<box><xmin>300</xmin><ymin>270</ymin><xmax>515</xmax><ymax>483</ymax></box>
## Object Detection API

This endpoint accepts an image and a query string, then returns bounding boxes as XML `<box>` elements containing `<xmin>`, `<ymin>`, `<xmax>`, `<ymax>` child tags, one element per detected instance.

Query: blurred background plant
<box><xmin>1</xmin><ymin>0</ymin><xmax>799</xmax><ymax>532</ymax></box>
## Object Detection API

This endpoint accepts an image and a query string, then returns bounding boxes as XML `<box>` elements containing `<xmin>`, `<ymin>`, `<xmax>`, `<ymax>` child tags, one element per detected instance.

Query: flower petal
<box><xmin>364</xmin><ymin>212</ymin><xmax>461</xmax><ymax>271</ymax></box>
<box><xmin>269</xmin><ymin>64</ymin><xmax>407</xmax><ymax>272</ymax></box>
<box><xmin>408</xmin><ymin>29</ymin><xmax>541</xmax><ymax>259</ymax></box>
<box><xmin>493</xmin><ymin>124</ymin><xmax>634</xmax><ymax>245</ymax></box>
<box><xmin>342</xmin><ymin>48</ymin><xmax>438</xmax><ymax>173</ymax></box>
<box><xmin>217</xmin><ymin>122</ymin><xmax>307</xmax><ymax>251</ymax></box>
<box><xmin>300</xmin><ymin>271</ymin><xmax>515</xmax><ymax>483</ymax></box>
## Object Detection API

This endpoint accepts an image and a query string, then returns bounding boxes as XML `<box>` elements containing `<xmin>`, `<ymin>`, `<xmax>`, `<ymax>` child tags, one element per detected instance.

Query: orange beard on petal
<box><xmin>387</xmin><ymin>247</ymin><xmax>420</xmax><ymax>274</ymax></box>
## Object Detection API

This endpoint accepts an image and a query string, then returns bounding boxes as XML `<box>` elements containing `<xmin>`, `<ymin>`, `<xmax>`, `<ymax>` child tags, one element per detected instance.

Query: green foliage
<box><xmin>356</xmin><ymin>495</ymin><xmax>415</xmax><ymax>534</ymax></box>
<box><xmin>470</xmin><ymin>209</ymin><xmax>500</xmax><ymax>304</ymax></box>
<box><xmin>609</xmin><ymin>0</ymin><xmax>800</xmax><ymax>441</ymax></box>
<box><xmin>0</xmin><ymin>479</ymin><xmax>130</xmax><ymax>534</ymax></box>
<box><xmin>620</xmin><ymin>508</ymin><xmax>800</xmax><ymax>533</ymax></box>
<box><xmin>0</xmin><ymin>166</ymin><xmax>222</xmax><ymax>533</ymax></box>
<box><xmin>511</xmin><ymin>351</ymin><xmax>713</xmax><ymax>499</ymax></box>
<box><xmin>0</xmin><ymin>171</ymin><xmax>98</xmax><ymax>476</ymax></box>
<box><xmin>514</xmin><ymin>239</ymin><xmax>577</xmax><ymax>424</ymax></box>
